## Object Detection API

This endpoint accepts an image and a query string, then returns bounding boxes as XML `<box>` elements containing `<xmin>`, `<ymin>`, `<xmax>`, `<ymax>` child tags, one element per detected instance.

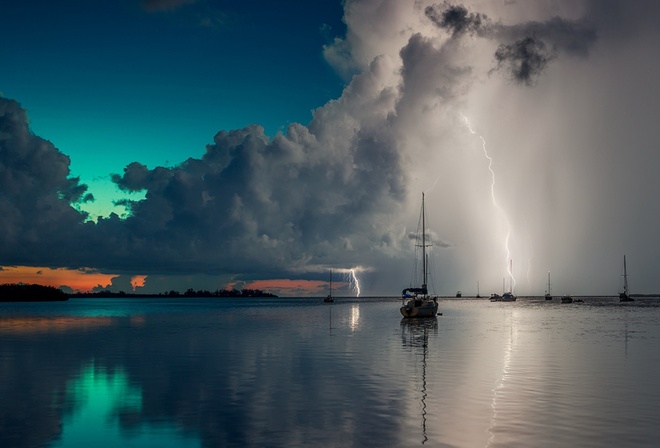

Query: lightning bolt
<box><xmin>460</xmin><ymin>113</ymin><xmax>516</xmax><ymax>292</ymax></box>
<box><xmin>350</xmin><ymin>268</ymin><xmax>362</xmax><ymax>297</ymax></box>
<box><xmin>334</xmin><ymin>267</ymin><xmax>363</xmax><ymax>297</ymax></box>
<box><xmin>425</xmin><ymin>176</ymin><xmax>441</xmax><ymax>194</ymax></box>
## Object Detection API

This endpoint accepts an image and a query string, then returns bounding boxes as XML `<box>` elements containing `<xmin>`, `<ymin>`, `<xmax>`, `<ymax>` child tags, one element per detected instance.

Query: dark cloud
<box><xmin>491</xmin><ymin>36</ymin><xmax>556</xmax><ymax>86</ymax></box>
<box><xmin>425</xmin><ymin>2</ymin><xmax>597</xmax><ymax>85</ymax></box>
<box><xmin>425</xmin><ymin>2</ymin><xmax>490</xmax><ymax>38</ymax></box>
<box><xmin>500</xmin><ymin>17</ymin><xmax>597</xmax><ymax>58</ymax></box>
<box><xmin>0</xmin><ymin>97</ymin><xmax>92</xmax><ymax>266</ymax></box>
<box><xmin>0</xmin><ymin>60</ymin><xmax>409</xmax><ymax>284</ymax></box>
<box><xmin>103</xmin><ymin>118</ymin><xmax>406</xmax><ymax>276</ymax></box>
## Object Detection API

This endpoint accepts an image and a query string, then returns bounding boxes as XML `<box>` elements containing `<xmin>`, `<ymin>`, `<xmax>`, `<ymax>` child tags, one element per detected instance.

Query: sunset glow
<box><xmin>0</xmin><ymin>266</ymin><xmax>116</xmax><ymax>292</ymax></box>
<box><xmin>230</xmin><ymin>279</ymin><xmax>345</xmax><ymax>297</ymax></box>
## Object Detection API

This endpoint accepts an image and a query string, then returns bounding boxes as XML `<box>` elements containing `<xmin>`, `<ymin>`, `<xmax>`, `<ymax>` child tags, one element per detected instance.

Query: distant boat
<box><xmin>619</xmin><ymin>255</ymin><xmax>634</xmax><ymax>302</ymax></box>
<box><xmin>489</xmin><ymin>293</ymin><xmax>501</xmax><ymax>302</ymax></box>
<box><xmin>501</xmin><ymin>291</ymin><xmax>517</xmax><ymax>302</ymax></box>
<box><xmin>499</xmin><ymin>260</ymin><xmax>517</xmax><ymax>302</ymax></box>
<box><xmin>400</xmin><ymin>193</ymin><xmax>439</xmax><ymax>318</ymax></box>
<box><xmin>545</xmin><ymin>271</ymin><xmax>552</xmax><ymax>300</ymax></box>
<box><xmin>324</xmin><ymin>269</ymin><xmax>334</xmax><ymax>303</ymax></box>
<box><xmin>561</xmin><ymin>295</ymin><xmax>573</xmax><ymax>304</ymax></box>
<box><xmin>456</xmin><ymin>290</ymin><xmax>462</xmax><ymax>298</ymax></box>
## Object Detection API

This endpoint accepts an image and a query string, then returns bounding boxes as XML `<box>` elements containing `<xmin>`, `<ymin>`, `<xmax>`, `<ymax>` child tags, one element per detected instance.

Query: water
<box><xmin>1</xmin><ymin>296</ymin><xmax>659</xmax><ymax>447</ymax></box>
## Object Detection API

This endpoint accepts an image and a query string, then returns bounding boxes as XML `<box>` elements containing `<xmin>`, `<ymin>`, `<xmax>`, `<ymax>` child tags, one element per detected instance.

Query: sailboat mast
<box><xmin>623</xmin><ymin>255</ymin><xmax>628</xmax><ymax>294</ymax></box>
<box><xmin>422</xmin><ymin>192</ymin><xmax>427</xmax><ymax>289</ymax></box>
<box><xmin>547</xmin><ymin>271</ymin><xmax>551</xmax><ymax>295</ymax></box>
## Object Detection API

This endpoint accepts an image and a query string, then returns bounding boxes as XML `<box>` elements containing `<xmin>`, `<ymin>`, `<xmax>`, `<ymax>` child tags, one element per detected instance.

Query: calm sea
<box><xmin>1</xmin><ymin>296</ymin><xmax>659</xmax><ymax>448</ymax></box>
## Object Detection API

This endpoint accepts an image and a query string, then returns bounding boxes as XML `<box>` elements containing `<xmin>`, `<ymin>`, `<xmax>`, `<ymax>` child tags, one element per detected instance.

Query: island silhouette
<box><xmin>0</xmin><ymin>283</ymin><xmax>277</xmax><ymax>302</ymax></box>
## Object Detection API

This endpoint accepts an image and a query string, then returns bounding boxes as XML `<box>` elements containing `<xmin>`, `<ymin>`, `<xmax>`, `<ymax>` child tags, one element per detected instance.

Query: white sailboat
<box><xmin>324</xmin><ymin>269</ymin><xmax>334</xmax><ymax>303</ymax></box>
<box><xmin>501</xmin><ymin>260</ymin><xmax>517</xmax><ymax>302</ymax></box>
<box><xmin>545</xmin><ymin>271</ymin><xmax>552</xmax><ymax>300</ymax></box>
<box><xmin>400</xmin><ymin>193</ymin><xmax>439</xmax><ymax>318</ymax></box>
<box><xmin>619</xmin><ymin>255</ymin><xmax>634</xmax><ymax>302</ymax></box>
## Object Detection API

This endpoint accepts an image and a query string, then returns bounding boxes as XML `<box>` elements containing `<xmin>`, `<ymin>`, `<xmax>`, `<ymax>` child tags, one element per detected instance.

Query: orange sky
<box><xmin>0</xmin><ymin>266</ymin><xmax>116</xmax><ymax>292</ymax></box>
<box><xmin>1</xmin><ymin>266</ymin><xmax>336</xmax><ymax>296</ymax></box>
<box><xmin>227</xmin><ymin>278</ymin><xmax>339</xmax><ymax>296</ymax></box>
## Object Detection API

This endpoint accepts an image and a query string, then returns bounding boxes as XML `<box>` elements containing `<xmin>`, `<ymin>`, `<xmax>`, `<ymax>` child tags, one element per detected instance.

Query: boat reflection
<box><xmin>401</xmin><ymin>318</ymin><xmax>437</xmax><ymax>445</ymax></box>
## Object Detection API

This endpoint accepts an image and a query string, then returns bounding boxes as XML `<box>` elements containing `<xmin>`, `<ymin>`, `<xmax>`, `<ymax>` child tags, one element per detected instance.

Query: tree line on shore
<box><xmin>72</xmin><ymin>288</ymin><xmax>278</xmax><ymax>298</ymax></box>
<box><xmin>0</xmin><ymin>283</ymin><xmax>278</xmax><ymax>301</ymax></box>
<box><xmin>0</xmin><ymin>283</ymin><xmax>69</xmax><ymax>301</ymax></box>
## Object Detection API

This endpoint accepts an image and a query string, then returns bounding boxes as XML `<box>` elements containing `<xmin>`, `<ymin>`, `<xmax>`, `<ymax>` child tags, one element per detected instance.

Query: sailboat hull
<box><xmin>400</xmin><ymin>299</ymin><xmax>438</xmax><ymax>318</ymax></box>
<box><xmin>619</xmin><ymin>293</ymin><xmax>634</xmax><ymax>302</ymax></box>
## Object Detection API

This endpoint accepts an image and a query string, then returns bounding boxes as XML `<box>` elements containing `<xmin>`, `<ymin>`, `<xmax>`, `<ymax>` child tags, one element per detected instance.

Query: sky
<box><xmin>2</xmin><ymin>0</ymin><xmax>660</xmax><ymax>296</ymax></box>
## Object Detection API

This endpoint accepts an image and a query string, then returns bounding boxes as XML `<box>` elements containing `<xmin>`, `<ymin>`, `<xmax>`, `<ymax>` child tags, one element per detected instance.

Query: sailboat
<box><xmin>324</xmin><ymin>269</ymin><xmax>334</xmax><ymax>303</ymax></box>
<box><xmin>619</xmin><ymin>255</ymin><xmax>634</xmax><ymax>302</ymax></box>
<box><xmin>545</xmin><ymin>271</ymin><xmax>552</xmax><ymax>300</ymax></box>
<box><xmin>400</xmin><ymin>193</ymin><xmax>439</xmax><ymax>318</ymax></box>
<box><xmin>501</xmin><ymin>260</ymin><xmax>517</xmax><ymax>302</ymax></box>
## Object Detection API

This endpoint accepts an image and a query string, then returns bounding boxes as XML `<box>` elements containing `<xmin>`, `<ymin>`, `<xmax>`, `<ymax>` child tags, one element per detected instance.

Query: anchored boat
<box><xmin>545</xmin><ymin>271</ymin><xmax>552</xmax><ymax>300</ymax></box>
<box><xmin>400</xmin><ymin>193</ymin><xmax>439</xmax><ymax>318</ymax></box>
<box><xmin>619</xmin><ymin>255</ymin><xmax>634</xmax><ymax>302</ymax></box>
<box><xmin>324</xmin><ymin>269</ymin><xmax>334</xmax><ymax>303</ymax></box>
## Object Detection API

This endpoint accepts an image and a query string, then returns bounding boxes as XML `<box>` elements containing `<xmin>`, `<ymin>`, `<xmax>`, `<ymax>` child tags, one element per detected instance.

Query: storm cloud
<box><xmin>425</xmin><ymin>2</ymin><xmax>597</xmax><ymax>85</ymax></box>
<box><xmin>491</xmin><ymin>36</ymin><xmax>556</xmax><ymax>86</ymax></box>
<box><xmin>425</xmin><ymin>2</ymin><xmax>489</xmax><ymax>38</ymax></box>
<box><xmin>0</xmin><ymin>98</ymin><xmax>93</xmax><ymax>266</ymax></box>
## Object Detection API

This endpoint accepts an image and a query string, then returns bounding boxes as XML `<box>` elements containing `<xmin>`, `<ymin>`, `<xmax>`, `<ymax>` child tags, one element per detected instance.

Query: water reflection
<box><xmin>487</xmin><ymin>310</ymin><xmax>516</xmax><ymax>447</ymax></box>
<box><xmin>349</xmin><ymin>303</ymin><xmax>360</xmax><ymax>331</ymax></box>
<box><xmin>0</xmin><ymin>316</ymin><xmax>114</xmax><ymax>334</ymax></box>
<box><xmin>0</xmin><ymin>301</ymin><xmax>407</xmax><ymax>448</ymax></box>
<box><xmin>51</xmin><ymin>362</ymin><xmax>199</xmax><ymax>448</ymax></box>
<box><xmin>2</xmin><ymin>298</ymin><xmax>660</xmax><ymax>447</ymax></box>
<box><xmin>400</xmin><ymin>318</ymin><xmax>438</xmax><ymax>445</ymax></box>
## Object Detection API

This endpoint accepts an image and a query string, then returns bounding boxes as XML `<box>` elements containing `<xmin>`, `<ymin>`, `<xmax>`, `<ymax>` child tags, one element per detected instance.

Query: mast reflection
<box><xmin>401</xmin><ymin>317</ymin><xmax>437</xmax><ymax>445</ymax></box>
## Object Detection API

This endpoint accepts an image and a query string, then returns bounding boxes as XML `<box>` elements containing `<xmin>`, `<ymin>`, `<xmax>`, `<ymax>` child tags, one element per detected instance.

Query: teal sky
<box><xmin>1</xmin><ymin>0</ymin><xmax>345</xmax><ymax>218</ymax></box>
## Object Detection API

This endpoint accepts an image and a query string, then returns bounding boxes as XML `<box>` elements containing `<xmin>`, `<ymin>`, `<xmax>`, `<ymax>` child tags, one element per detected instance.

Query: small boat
<box><xmin>561</xmin><ymin>295</ymin><xmax>573</xmax><ymax>304</ymax></box>
<box><xmin>500</xmin><ymin>260</ymin><xmax>517</xmax><ymax>302</ymax></box>
<box><xmin>324</xmin><ymin>269</ymin><xmax>334</xmax><ymax>303</ymax></box>
<box><xmin>501</xmin><ymin>292</ymin><xmax>517</xmax><ymax>302</ymax></box>
<box><xmin>400</xmin><ymin>193</ymin><xmax>439</xmax><ymax>318</ymax></box>
<box><xmin>489</xmin><ymin>293</ymin><xmax>501</xmax><ymax>302</ymax></box>
<box><xmin>619</xmin><ymin>255</ymin><xmax>634</xmax><ymax>302</ymax></box>
<box><xmin>545</xmin><ymin>271</ymin><xmax>552</xmax><ymax>300</ymax></box>
<box><xmin>456</xmin><ymin>290</ymin><xmax>462</xmax><ymax>298</ymax></box>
